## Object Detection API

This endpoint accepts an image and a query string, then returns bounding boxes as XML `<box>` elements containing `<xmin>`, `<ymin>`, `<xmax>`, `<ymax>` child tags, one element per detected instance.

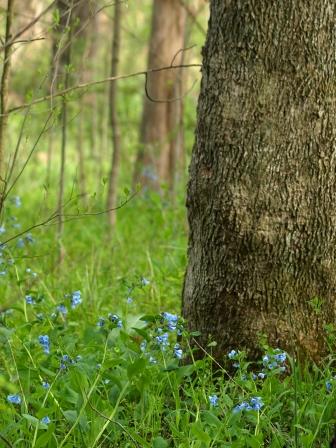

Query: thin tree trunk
<box><xmin>183</xmin><ymin>0</ymin><xmax>336</xmax><ymax>362</ymax></box>
<box><xmin>133</xmin><ymin>0</ymin><xmax>186</xmax><ymax>192</ymax></box>
<box><xmin>106</xmin><ymin>1</ymin><xmax>122</xmax><ymax>230</ymax></box>
<box><xmin>56</xmin><ymin>0</ymin><xmax>73</xmax><ymax>261</ymax></box>
<box><xmin>0</xmin><ymin>0</ymin><xmax>15</xmax><ymax>207</ymax></box>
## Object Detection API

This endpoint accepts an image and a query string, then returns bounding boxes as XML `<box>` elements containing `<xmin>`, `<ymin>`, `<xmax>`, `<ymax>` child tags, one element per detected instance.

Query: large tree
<box><xmin>183</xmin><ymin>1</ymin><xmax>336</xmax><ymax>361</ymax></box>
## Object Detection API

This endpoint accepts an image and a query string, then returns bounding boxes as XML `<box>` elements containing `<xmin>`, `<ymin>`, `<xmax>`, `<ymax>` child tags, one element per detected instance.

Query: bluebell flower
<box><xmin>17</xmin><ymin>238</ymin><xmax>25</xmax><ymax>248</ymax></box>
<box><xmin>70</xmin><ymin>290</ymin><xmax>81</xmax><ymax>309</ymax></box>
<box><xmin>38</xmin><ymin>335</ymin><xmax>50</xmax><ymax>354</ymax></box>
<box><xmin>250</xmin><ymin>396</ymin><xmax>264</xmax><ymax>411</ymax></box>
<box><xmin>173</xmin><ymin>343</ymin><xmax>183</xmax><ymax>359</ymax></box>
<box><xmin>274</xmin><ymin>351</ymin><xmax>287</xmax><ymax>363</ymax></box>
<box><xmin>108</xmin><ymin>313</ymin><xmax>122</xmax><ymax>327</ymax></box>
<box><xmin>42</xmin><ymin>381</ymin><xmax>50</xmax><ymax>389</ymax></box>
<box><xmin>57</xmin><ymin>304</ymin><xmax>67</xmax><ymax>315</ymax></box>
<box><xmin>258</xmin><ymin>372</ymin><xmax>266</xmax><ymax>379</ymax></box>
<box><xmin>7</xmin><ymin>394</ymin><xmax>21</xmax><ymax>404</ymax></box>
<box><xmin>75</xmin><ymin>355</ymin><xmax>82</xmax><ymax>362</ymax></box>
<box><xmin>228</xmin><ymin>349</ymin><xmax>237</xmax><ymax>359</ymax></box>
<box><xmin>208</xmin><ymin>394</ymin><xmax>219</xmax><ymax>407</ymax></box>
<box><xmin>0</xmin><ymin>226</ymin><xmax>5</xmax><ymax>234</ymax></box>
<box><xmin>62</xmin><ymin>354</ymin><xmax>70</xmax><ymax>362</ymax></box>
<box><xmin>40</xmin><ymin>416</ymin><xmax>50</xmax><ymax>424</ymax></box>
<box><xmin>141</xmin><ymin>277</ymin><xmax>150</xmax><ymax>286</ymax></box>
<box><xmin>0</xmin><ymin>270</ymin><xmax>6</xmax><ymax>276</ymax></box>
<box><xmin>25</xmin><ymin>233</ymin><xmax>34</xmax><ymax>244</ymax></box>
<box><xmin>233</xmin><ymin>362</ymin><xmax>240</xmax><ymax>368</ymax></box>
<box><xmin>162</xmin><ymin>312</ymin><xmax>178</xmax><ymax>331</ymax></box>
<box><xmin>233</xmin><ymin>401</ymin><xmax>252</xmax><ymax>413</ymax></box>
<box><xmin>149</xmin><ymin>356</ymin><xmax>157</xmax><ymax>364</ymax></box>
<box><xmin>12</xmin><ymin>196</ymin><xmax>21</xmax><ymax>207</ymax></box>
<box><xmin>25</xmin><ymin>295</ymin><xmax>35</xmax><ymax>305</ymax></box>
<box><xmin>36</xmin><ymin>313</ymin><xmax>44</xmax><ymax>321</ymax></box>
<box><xmin>140</xmin><ymin>340</ymin><xmax>147</xmax><ymax>352</ymax></box>
<box><xmin>126</xmin><ymin>297</ymin><xmax>133</xmax><ymax>304</ymax></box>
<box><xmin>97</xmin><ymin>317</ymin><xmax>105</xmax><ymax>327</ymax></box>
<box><xmin>156</xmin><ymin>332</ymin><xmax>169</xmax><ymax>350</ymax></box>
<box><xmin>326</xmin><ymin>380</ymin><xmax>332</xmax><ymax>392</ymax></box>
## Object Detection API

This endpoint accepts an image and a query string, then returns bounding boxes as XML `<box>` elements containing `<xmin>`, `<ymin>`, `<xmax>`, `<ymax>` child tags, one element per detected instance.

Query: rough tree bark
<box><xmin>183</xmin><ymin>0</ymin><xmax>336</xmax><ymax>361</ymax></box>
<box><xmin>133</xmin><ymin>0</ymin><xmax>186</xmax><ymax>191</ymax></box>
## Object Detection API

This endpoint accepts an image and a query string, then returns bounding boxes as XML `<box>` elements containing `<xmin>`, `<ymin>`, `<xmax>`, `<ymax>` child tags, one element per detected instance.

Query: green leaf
<box><xmin>127</xmin><ymin>357</ymin><xmax>146</xmax><ymax>379</ymax></box>
<box><xmin>190</xmin><ymin>421</ymin><xmax>211</xmax><ymax>445</ymax></box>
<box><xmin>22</xmin><ymin>413</ymin><xmax>39</xmax><ymax>425</ymax></box>
<box><xmin>152</xmin><ymin>436</ymin><xmax>169</xmax><ymax>448</ymax></box>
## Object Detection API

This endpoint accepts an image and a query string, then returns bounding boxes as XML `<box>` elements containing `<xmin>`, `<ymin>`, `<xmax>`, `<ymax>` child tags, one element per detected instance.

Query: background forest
<box><xmin>1</xmin><ymin>1</ymin><xmax>336</xmax><ymax>447</ymax></box>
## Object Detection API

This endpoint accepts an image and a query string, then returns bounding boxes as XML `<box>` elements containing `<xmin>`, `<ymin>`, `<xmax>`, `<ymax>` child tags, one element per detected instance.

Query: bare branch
<box><xmin>3</xmin><ymin>63</ymin><xmax>201</xmax><ymax>116</ymax></box>
<box><xmin>0</xmin><ymin>0</ymin><xmax>58</xmax><ymax>53</ymax></box>
<box><xmin>0</xmin><ymin>191</ymin><xmax>138</xmax><ymax>247</ymax></box>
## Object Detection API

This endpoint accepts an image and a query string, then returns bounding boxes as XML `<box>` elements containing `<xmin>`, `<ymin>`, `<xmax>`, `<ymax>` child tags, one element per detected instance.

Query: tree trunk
<box><xmin>133</xmin><ymin>0</ymin><xmax>186</xmax><ymax>191</ymax></box>
<box><xmin>183</xmin><ymin>0</ymin><xmax>336</xmax><ymax>362</ymax></box>
<box><xmin>106</xmin><ymin>1</ymin><xmax>122</xmax><ymax>230</ymax></box>
<box><xmin>0</xmin><ymin>0</ymin><xmax>15</xmax><ymax>207</ymax></box>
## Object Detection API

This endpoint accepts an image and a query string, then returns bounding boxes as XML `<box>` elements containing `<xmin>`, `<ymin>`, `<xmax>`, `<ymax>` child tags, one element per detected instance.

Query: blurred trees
<box><xmin>133</xmin><ymin>0</ymin><xmax>186</xmax><ymax>193</ymax></box>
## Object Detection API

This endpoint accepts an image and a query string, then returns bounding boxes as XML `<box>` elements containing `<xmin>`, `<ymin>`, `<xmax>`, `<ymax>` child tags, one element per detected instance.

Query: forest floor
<box><xmin>0</xmin><ymin>184</ymin><xmax>335</xmax><ymax>447</ymax></box>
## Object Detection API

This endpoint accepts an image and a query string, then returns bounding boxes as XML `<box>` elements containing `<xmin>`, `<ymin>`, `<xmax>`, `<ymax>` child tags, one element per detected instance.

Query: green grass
<box><xmin>0</xmin><ymin>183</ymin><xmax>336</xmax><ymax>447</ymax></box>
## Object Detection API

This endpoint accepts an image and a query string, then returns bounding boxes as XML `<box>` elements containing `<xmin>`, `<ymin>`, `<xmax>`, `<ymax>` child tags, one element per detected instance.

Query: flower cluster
<box><xmin>60</xmin><ymin>354</ymin><xmax>81</xmax><ymax>370</ymax></box>
<box><xmin>233</xmin><ymin>396</ymin><xmax>264</xmax><ymax>413</ymax></box>
<box><xmin>262</xmin><ymin>349</ymin><xmax>287</xmax><ymax>371</ymax></box>
<box><xmin>70</xmin><ymin>290</ymin><xmax>81</xmax><ymax>309</ymax></box>
<box><xmin>38</xmin><ymin>335</ymin><xmax>50</xmax><ymax>354</ymax></box>
<box><xmin>96</xmin><ymin>313</ymin><xmax>123</xmax><ymax>328</ymax></box>
<box><xmin>208</xmin><ymin>394</ymin><xmax>219</xmax><ymax>407</ymax></box>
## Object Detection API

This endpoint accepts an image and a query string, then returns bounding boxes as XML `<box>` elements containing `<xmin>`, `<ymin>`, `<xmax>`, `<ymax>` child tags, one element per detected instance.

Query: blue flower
<box><xmin>42</xmin><ymin>381</ymin><xmax>50</xmax><ymax>389</ymax></box>
<box><xmin>250</xmin><ymin>396</ymin><xmax>264</xmax><ymax>410</ymax></box>
<box><xmin>208</xmin><ymin>394</ymin><xmax>219</xmax><ymax>407</ymax></box>
<box><xmin>149</xmin><ymin>356</ymin><xmax>157</xmax><ymax>364</ymax></box>
<box><xmin>156</xmin><ymin>332</ymin><xmax>169</xmax><ymax>350</ymax></box>
<box><xmin>326</xmin><ymin>380</ymin><xmax>332</xmax><ymax>392</ymax></box>
<box><xmin>162</xmin><ymin>312</ymin><xmax>178</xmax><ymax>331</ymax></box>
<box><xmin>258</xmin><ymin>372</ymin><xmax>266</xmax><ymax>379</ymax></box>
<box><xmin>57</xmin><ymin>304</ymin><xmax>67</xmax><ymax>315</ymax></box>
<box><xmin>126</xmin><ymin>297</ymin><xmax>133</xmax><ymax>304</ymax></box>
<box><xmin>97</xmin><ymin>317</ymin><xmax>105</xmax><ymax>327</ymax></box>
<box><xmin>25</xmin><ymin>233</ymin><xmax>34</xmax><ymax>244</ymax></box>
<box><xmin>70</xmin><ymin>290</ymin><xmax>81</xmax><ymax>309</ymax></box>
<box><xmin>141</xmin><ymin>277</ymin><xmax>150</xmax><ymax>286</ymax></box>
<box><xmin>173</xmin><ymin>343</ymin><xmax>183</xmax><ymax>359</ymax></box>
<box><xmin>233</xmin><ymin>397</ymin><xmax>264</xmax><ymax>413</ymax></box>
<box><xmin>228</xmin><ymin>349</ymin><xmax>237</xmax><ymax>359</ymax></box>
<box><xmin>7</xmin><ymin>394</ymin><xmax>21</xmax><ymax>404</ymax></box>
<box><xmin>25</xmin><ymin>295</ymin><xmax>35</xmax><ymax>305</ymax></box>
<box><xmin>38</xmin><ymin>335</ymin><xmax>50</xmax><ymax>354</ymax></box>
<box><xmin>108</xmin><ymin>313</ymin><xmax>122</xmax><ymax>328</ymax></box>
<box><xmin>40</xmin><ymin>416</ymin><xmax>50</xmax><ymax>425</ymax></box>
<box><xmin>274</xmin><ymin>351</ymin><xmax>287</xmax><ymax>363</ymax></box>
<box><xmin>12</xmin><ymin>196</ymin><xmax>21</xmax><ymax>207</ymax></box>
<box><xmin>0</xmin><ymin>270</ymin><xmax>6</xmax><ymax>276</ymax></box>
<box><xmin>140</xmin><ymin>340</ymin><xmax>147</xmax><ymax>352</ymax></box>
<box><xmin>233</xmin><ymin>401</ymin><xmax>252</xmax><ymax>413</ymax></box>
<box><xmin>0</xmin><ymin>226</ymin><xmax>5</xmax><ymax>234</ymax></box>
<box><xmin>17</xmin><ymin>238</ymin><xmax>25</xmax><ymax>248</ymax></box>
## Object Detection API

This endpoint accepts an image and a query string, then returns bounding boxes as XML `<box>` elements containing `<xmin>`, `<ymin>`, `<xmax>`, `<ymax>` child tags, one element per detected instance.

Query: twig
<box><xmin>0</xmin><ymin>434</ymin><xmax>13</xmax><ymax>448</ymax></box>
<box><xmin>86</xmin><ymin>395</ymin><xmax>140</xmax><ymax>448</ymax></box>
<box><xmin>0</xmin><ymin>0</ymin><xmax>58</xmax><ymax>53</ymax></box>
<box><xmin>4</xmin><ymin>63</ymin><xmax>202</xmax><ymax>116</ymax></box>
<box><xmin>0</xmin><ymin>191</ymin><xmax>138</xmax><ymax>247</ymax></box>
